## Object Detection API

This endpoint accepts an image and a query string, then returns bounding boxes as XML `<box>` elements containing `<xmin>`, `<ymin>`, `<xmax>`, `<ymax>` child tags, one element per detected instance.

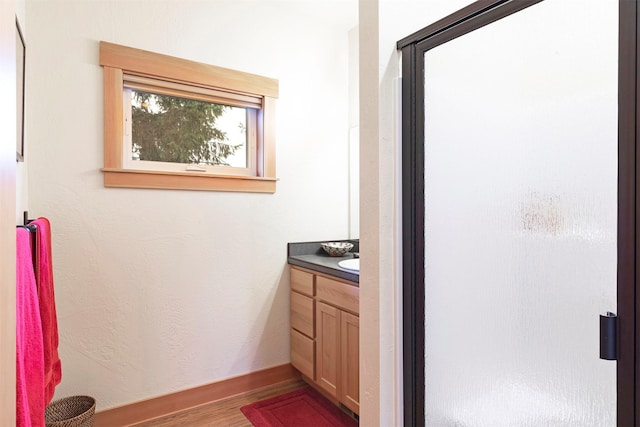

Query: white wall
<box><xmin>348</xmin><ymin>26</ymin><xmax>360</xmax><ymax>239</ymax></box>
<box><xmin>1</xmin><ymin>0</ymin><xmax>18</xmax><ymax>422</ymax></box>
<box><xmin>26</xmin><ymin>0</ymin><xmax>353</xmax><ymax>410</ymax></box>
<box><xmin>16</xmin><ymin>0</ymin><xmax>27</xmax><ymax>223</ymax></box>
<box><xmin>358</xmin><ymin>1</ymin><xmax>382</xmax><ymax>425</ymax></box>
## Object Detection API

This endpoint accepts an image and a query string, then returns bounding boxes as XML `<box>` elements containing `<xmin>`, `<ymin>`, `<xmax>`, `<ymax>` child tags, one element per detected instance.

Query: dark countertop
<box><xmin>287</xmin><ymin>240</ymin><xmax>359</xmax><ymax>283</ymax></box>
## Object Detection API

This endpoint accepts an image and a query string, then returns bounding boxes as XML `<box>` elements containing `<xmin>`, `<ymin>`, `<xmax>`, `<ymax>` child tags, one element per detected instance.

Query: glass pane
<box><xmin>130</xmin><ymin>90</ymin><xmax>248</xmax><ymax>168</ymax></box>
<box><xmin>423</xmin><ymin>1</ymin><xmax>617</xmax><ymax>426</ymax></box>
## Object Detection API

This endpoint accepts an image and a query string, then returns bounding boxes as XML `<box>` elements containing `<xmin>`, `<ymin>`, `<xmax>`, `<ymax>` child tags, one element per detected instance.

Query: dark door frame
<box><xmin>398</xmin><ymin>1</ymin><xmax>637</xmax><ymax>425</ymax></box>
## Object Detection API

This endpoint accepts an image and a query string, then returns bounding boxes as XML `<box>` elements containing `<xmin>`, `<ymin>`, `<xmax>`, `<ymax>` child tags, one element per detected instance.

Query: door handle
<box><xmin>600</xmin><ymin>312</ymin><xmax>617</xmax><ymax>361</ymax></box>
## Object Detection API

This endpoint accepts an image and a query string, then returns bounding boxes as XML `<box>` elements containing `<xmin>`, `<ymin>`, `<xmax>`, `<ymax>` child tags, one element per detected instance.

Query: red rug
<box><xmin>240</xmin><ymin>386</ymin><xmax>358</xmax><ymax>427</ymax></box>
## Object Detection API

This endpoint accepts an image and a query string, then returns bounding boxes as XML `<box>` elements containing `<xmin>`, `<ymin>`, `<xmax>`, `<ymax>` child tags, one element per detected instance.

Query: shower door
<box><xmin>407</xmin><ymin>0</ymin><xmax>620</xmax><ymax>425</ymax></box>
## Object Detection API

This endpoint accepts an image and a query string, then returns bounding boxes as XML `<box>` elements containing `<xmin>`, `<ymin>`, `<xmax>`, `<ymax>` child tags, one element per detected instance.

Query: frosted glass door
<box><xmin>423</xmin><ymin>1</ymin><xmax>617</xmax><ymax>426</ymax></box>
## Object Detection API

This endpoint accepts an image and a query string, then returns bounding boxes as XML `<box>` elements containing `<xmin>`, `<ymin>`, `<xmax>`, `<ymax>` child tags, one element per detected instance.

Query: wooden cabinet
<box><xmin>316</xmin><ymin>301</ymin><xmax>340</xmax><ymax>398</ymax></box>
<box><xmin>289</xmin><ymin>266</ymin><xmax>359</xmax><ymax>415</ymax></box>
<box><xmin>290</xmin><ymin>268</ymin><xmax>315</xmax><ymax>380</ymax></box>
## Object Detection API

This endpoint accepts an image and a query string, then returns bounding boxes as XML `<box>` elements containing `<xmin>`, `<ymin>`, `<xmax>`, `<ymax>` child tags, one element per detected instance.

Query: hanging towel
<box><xmin>32</xmin><ymin>217</ymin><xmax>62</xmax><ymax>404</ymax></box>
<box><xmin>16</xmin><ymin>228</ymin><xmax>45</xmax><ymax>427</ymax></box>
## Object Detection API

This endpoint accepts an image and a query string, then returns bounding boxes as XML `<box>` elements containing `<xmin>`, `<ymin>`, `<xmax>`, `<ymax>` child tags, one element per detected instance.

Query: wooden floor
<box><xmin>131</xmin><ymin>379</ymin><xmax>307</xmax><ymax>427</ymax></box>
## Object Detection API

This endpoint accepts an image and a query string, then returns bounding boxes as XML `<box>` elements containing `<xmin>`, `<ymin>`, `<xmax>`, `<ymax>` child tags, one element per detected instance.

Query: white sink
<box><xmin>338</xmin><ymin>258</ymin><xmax>359</xmax><ymax>272</ymax></box>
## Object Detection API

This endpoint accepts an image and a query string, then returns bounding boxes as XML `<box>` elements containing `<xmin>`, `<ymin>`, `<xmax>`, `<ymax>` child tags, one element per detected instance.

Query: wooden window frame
<box><xmin>99</xmin><ymin>41</ymin><xmax>278</xmax><ymax>193</ymax></box>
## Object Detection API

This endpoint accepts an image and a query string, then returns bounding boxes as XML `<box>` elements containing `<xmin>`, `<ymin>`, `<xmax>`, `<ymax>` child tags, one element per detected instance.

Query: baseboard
<box><xmin>94</xmin><ymin>363</ymin><xmax>301</xmax><ymax>426</ymax></box>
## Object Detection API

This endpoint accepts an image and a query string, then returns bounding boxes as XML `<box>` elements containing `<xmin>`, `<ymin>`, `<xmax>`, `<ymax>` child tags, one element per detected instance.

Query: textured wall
<box><xmin>1</xmin><ymin>0</ymin><xmax>18</xmax><ymax>422</ymax></box>
<box><xmin>26</xmin><ymin>0</ymin><xmax>353</xmax><ymax>410</ymax></box>
<box><xmin>15</xmin><ymin>0</ymin><xmax>27</xmax><ymax>223</ymax></box>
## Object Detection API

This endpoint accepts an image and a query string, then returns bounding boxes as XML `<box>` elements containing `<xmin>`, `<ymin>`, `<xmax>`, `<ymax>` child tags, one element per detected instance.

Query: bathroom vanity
<box><xmin>287</xmin><ymin>241</ymin><xmax>359</xmax><ymax>415</ymax></box>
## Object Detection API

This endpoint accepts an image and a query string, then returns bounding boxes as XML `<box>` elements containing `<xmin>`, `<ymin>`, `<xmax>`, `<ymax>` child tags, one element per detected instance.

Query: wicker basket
<box><xmin>45</xmin><ymin>395</ymin><xmax>96</xmax><ymax>427</ymax></box>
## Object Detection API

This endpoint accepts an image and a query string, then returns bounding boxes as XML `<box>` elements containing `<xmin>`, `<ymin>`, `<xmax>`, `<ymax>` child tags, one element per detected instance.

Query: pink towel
<box><xmin>32</xmin><ymin>217</ymin><xmax>62</xmax><ymax>404</ymax></box>
<box><xmin>16</xmin><ymin>228</ymin><xmax>45</xmax><ymax>427</ymax></box>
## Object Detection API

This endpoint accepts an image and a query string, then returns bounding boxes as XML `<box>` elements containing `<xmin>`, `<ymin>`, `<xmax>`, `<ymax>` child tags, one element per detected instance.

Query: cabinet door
<box><xmin>316</xmin><ymin>301</ymin><xmax>340</xmax><ymax>399</ymax></box>
<box><xmin>340</xmin><ymin>312</ymin><xmax>359</xmax><ymax>414</ymax></box>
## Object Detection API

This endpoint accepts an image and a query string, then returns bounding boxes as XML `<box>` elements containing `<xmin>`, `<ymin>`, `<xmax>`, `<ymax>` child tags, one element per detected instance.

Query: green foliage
<box><xmin>131</xmin><ymin>91</ymin><xmax>241</xmax><ymax>166</ymax></box>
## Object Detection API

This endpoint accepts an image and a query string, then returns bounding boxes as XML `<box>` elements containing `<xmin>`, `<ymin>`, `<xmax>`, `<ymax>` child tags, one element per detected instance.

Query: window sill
<box><xmin>102</xmin><ymin>168</ymin><xmax>277</xmax><ymax>193</ymax></box>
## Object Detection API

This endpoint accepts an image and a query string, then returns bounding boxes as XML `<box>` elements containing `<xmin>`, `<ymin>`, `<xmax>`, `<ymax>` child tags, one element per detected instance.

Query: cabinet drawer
<box><xmin>290</xmin><ymin>268</ymin><xmax>314</xmax><ymax>296</ymax></box>
<box><xmin>291</xmin><ymin>292</ymin><xmax>314</xmax><ymax>337</ymax></box>
<box><xmin>291</xmin><ymin>328</ymin><xmax>315</xmax><ymax>380</ymax></box>
<box><xmin>316</xmin><ymin>276</ymin><xmax>359</xmax><ymax>314</ymax></box>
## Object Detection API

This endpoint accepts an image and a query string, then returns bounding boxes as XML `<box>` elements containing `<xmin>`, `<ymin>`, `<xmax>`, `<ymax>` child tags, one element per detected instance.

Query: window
<box><xmin>123</xmin><ymin>81</ymin><xmax>257</xmax><ymax>175</ymax></box>
<box><xmin>100</xmin><ymin>41</ymin><xmax>278</xmax><ymax>192</ymax></box>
